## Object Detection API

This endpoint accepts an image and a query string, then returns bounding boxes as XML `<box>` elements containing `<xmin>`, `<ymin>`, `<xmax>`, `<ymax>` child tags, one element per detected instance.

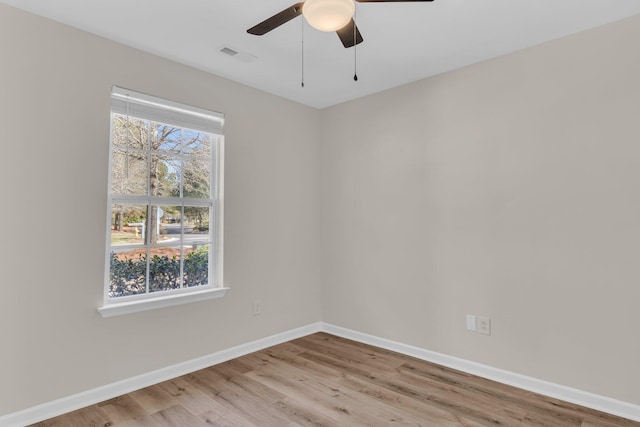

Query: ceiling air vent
<box><xmin>220</xmin><ymin>46</ymin><xmax>238</xmax><ymax>56</ymax></box>
<box><xmin>218</xmin><ymin>45</ymin><xmax>257</xmax><ymax>63</ymax></box>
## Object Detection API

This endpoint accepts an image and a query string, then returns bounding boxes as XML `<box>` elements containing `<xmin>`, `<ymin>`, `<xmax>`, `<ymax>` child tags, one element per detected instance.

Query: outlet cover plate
<box><xmin>252</xmin><ymin>299</ymin><xmax>262</xmax><ymax>316</ymax></box>
<box><xmin>477</xmin><ymin>316</ymin><xmax>491</xmax><ymax>335</ymax></box>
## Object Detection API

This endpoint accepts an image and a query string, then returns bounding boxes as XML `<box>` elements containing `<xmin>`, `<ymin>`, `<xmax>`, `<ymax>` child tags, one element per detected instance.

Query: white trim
<box><xmin>97</xmin><ymin>287</ymin><xmax>229</xmax><ymax>318</ymax></box>
<box><xmin>321</xmin><ymin>323</ymin><xmax>640</xmax><ymax>423</ymax></box>
<box><xmin>213</xmin><ymin>138</ymin><xmax>224</xmax><ymax>290</ymax></box>
<box><xmin>2</xmin><ymin>321</ymin><xmax>638</xmax><ymax>426</ymax></box>
<box><xmin>0</xmin><ymin>322</ymin><xmax>323</xmax><ymax>427</ymax></box>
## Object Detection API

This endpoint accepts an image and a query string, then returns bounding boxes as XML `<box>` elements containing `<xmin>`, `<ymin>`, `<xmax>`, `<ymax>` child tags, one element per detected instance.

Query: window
<box><xmin>98</xmin><ymin>87</ymin><xmax>226</xmax><ymax>317</ymax></box>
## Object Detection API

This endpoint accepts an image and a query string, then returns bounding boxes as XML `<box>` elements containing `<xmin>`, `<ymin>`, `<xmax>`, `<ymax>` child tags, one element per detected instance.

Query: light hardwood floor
<box><xmin>33</xmin><ymin>333</ymin><xmax>638</xmax><ymax>426</ymax></box>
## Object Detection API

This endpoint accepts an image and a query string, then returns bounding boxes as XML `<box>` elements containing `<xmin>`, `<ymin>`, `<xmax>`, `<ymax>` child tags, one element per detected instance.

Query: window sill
<box><xmin>97</xmin><ymin>287</ymin><xmax>229</xmax><ymax>318</ymax></box>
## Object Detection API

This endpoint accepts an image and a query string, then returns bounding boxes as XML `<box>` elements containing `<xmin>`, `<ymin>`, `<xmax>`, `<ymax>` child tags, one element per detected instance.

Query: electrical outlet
<box><xmin>466</xmin><ymin>315</ymin><xmax>477</xmax><ymax>331</ymax></box>
<box><xmin>252</xmin><ymin>299</ymin><xmax>262</xmax><ymax>316</ymax></box>
<box><xmin>477</xmin><ymin>316</ymin><xmax>491</xmax><ymax>335</ymax></box>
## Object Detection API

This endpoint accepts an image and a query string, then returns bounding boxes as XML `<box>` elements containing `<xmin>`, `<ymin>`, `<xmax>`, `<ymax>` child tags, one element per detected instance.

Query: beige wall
<box><xmin>320</xmin><ymin>13</ymin><xmax>640</xmax><ymax>405</ymax></box>
<box><xmin>0</xmin><ymin>4</ymin><xmax>322</xmax><ymax>415</ymax></box>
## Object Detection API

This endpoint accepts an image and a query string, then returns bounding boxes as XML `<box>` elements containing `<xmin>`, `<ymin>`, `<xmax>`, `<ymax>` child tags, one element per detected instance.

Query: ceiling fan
<box><xmin>247</xmin><ymin>0</ymin><xmax>434</xmax><ymax>48</ymax></box>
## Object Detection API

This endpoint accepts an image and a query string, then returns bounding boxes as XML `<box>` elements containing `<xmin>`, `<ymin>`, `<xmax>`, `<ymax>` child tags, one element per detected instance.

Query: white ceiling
<box><xmin>3</xmin><ymin>0</ymin><xmax>640</xmax><ymax>108</ymax></box>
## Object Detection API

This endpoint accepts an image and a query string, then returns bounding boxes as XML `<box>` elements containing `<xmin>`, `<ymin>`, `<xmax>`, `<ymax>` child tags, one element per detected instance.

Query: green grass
<box><xmin>111</xmin><ymin>231</ymin><xmax>144</xmax><ymax>244</ymax></box>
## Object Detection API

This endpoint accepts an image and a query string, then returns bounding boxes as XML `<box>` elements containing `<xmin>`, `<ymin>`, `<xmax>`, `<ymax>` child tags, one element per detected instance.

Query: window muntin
<box><xmin>105</xmin><ymin>87</ymin><xmax>223</xmax><ymax>304</ymax></box>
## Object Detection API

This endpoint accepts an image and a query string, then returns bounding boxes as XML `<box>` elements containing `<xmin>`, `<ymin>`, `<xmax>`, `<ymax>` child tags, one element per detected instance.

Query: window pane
<box><xmin>148</xmin><ymin>205</ymin><xmax>181</xmax><ymax>244</ymax></box>
<box><xmin>110</xmin><ymin>204</ymin><xmax>147</xmax><ymax>245</ymax></box>
<box><xmin>148</xmin><ymin>246</ymin><xmax>182</xmax><ymax>293</ymax></box>
<box><xmin>150</xmin><ymin>155</ymin><xmax>181</xmax><ymax>198</ymax></box>
<box><xmin>184</xmin><ymin>244</ymin><xmax>209</xmax><ymax>288</ymax></box>
<box><xmin>111</xmin><ymin>149</ymin><xmax>148</xmax><ymax>195</ymax></box>
<box><xmin>158</xmin><ymin>205</ymin><xmax>182</xmax><ymax>225</ymax></box>
<box><xmin>158</xmin><ymin>205</ymin><xmax>182</xmax><ymax>244</ymax></box>
<box><xmin>184</xmin><ymin>206</ymin><xmax>210</xmax><ymax>237</ymax></box>
<box><xmin>155</xmin><ymin>124</ymin><xmax>182</xmax><ymax>152</ymax></box>
<box><xmin>183</xmin><ymin>156</ymin><xmax>210</xmax><ymax>198</ymax></box>
<box><xmin>109</xmin><ymin>248</ymin><xmax>147</xmax><ymax>298</ymax></box>
<box><xmin>112</xmin><ymin>115</ymin><xmax>150</xmax><ymax>151</ymax></box>
<box><xmin>182</xmin><ymin>129</ymin><xmax>211</xmax><ymax>155</ymax></box>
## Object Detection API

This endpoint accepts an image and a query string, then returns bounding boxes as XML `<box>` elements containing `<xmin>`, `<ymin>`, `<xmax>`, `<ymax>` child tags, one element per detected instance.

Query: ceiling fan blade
<box><xmin>336</xmin><ymin>19</ymin><xmax>364</xmax><ymax>48</ymax></box>
<box><xmin>355</xmin><ymin>0</ymin><xmax>433</xmax><ymax>2</ymax></box>
<box><xmin>247</xmin><ymin>2</ymin><xmax>304</xmax><ymax>35</ymax></box>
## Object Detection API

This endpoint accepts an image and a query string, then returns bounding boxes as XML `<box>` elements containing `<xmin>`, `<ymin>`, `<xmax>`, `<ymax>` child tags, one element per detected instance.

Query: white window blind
<box><xmin>111</xmin><ymin>86</ymin><xmax>224</xmax><ymax>135</ymax></box>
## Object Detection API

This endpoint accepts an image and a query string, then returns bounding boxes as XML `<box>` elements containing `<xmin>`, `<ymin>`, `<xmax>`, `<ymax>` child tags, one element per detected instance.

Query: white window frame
<box><xmin>98</xmin><ymin>87</ymin><xmax>227</xmax><ymax>317</ymax></box>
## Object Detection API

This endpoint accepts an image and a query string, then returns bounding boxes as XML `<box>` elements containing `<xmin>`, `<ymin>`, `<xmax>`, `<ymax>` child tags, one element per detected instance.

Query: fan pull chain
<box><xmin>301</xmin><ymin>17</ymin><xmax>305</xmax><ymax>88</ymax></box>
<box><xmin>353</xmin><ymin>7</ymin><xmax>358</xmax><ymax>82</ymax></box>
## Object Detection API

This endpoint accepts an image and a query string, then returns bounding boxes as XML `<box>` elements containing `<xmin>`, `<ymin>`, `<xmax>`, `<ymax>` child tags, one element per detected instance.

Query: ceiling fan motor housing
<box><xmin>302</xmin><ymin>0</ymin><xmax>355</xmax><ymax>32</ymax></box>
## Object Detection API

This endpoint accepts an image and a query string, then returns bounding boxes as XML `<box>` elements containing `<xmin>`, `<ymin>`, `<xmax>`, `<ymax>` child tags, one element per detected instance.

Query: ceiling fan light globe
<box><xmin>302</xmin><ymin>0</ymin><xmax>355</xmax><ymax>32</ymax></box>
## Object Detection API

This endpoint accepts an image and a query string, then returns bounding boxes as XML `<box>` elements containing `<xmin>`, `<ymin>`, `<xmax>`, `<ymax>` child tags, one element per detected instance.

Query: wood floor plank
<box><xmin>247</xmin><ymin>346</ymin><xmax>488</xmax><ymax>426</ymax></box>
<box><xmin>198</xmin><ymin>408</ymin><xmax>257</xmax><ymax>426</ymax></box>
<box><xmin>398</xmin><ymin>361</ymin><xmax>587</xmax><ymax>427</ymax></box>
<box><xmin>118</xmin><ymin>405</ymin><xmax>209</xmax><ymax>427</ymax></box>
<box><xmin>292</xmin><ymin>334</ymin><xmax>409</xmax><ymax>374</ymax></box>
<box><xmin>30</xmin><ymin>332</ymin><xmax>639</xmax><ymax>427</ymax></box>
<box><xmin>184</xmin><ymin>364</ymin><xmax>298</xmax><ymax>426</ymax></box>
<box><xmin>243</xmin><ymin>351</ymin><xmax>428</xmax><ymax>426</ymax></box>
<box><xmin>242</xmin><ymin>352</ymin><xmax>384</xmax><ymax>424</ymax></box>
<box><xmin>338</xmin><ymin>372</ymin><xmax>489</xmax><ymax>427</ymax></box>
<box><xmin>126</xmin><ymin>385</ymin><xmax>177</xmax><ymax>416</ymax></box>
<box><xmin>33</xmin><ymin>405</ymin><xmax>112</xmax><ymax>427</ymax></box>
<box><xmin>96</xmin><ymin>395</ymin><xmax>148</xmax><ymax>424</ymax></box>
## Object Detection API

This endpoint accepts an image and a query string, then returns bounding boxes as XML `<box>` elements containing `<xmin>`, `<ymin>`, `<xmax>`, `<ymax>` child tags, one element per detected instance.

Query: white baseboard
<box><xmin>321</xmin><ymin>322</ymin><xmax>640</xmax><ymax>423</ymax></box>
<box><xmin>0</xmin><ymin>322</ymin><xmax>323</xmax><ymax>427</ymax></box>
<box><xmin>2</xmin><ymin>321</ymin><xmax>638</xmax><ymax>426</ymax></box>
